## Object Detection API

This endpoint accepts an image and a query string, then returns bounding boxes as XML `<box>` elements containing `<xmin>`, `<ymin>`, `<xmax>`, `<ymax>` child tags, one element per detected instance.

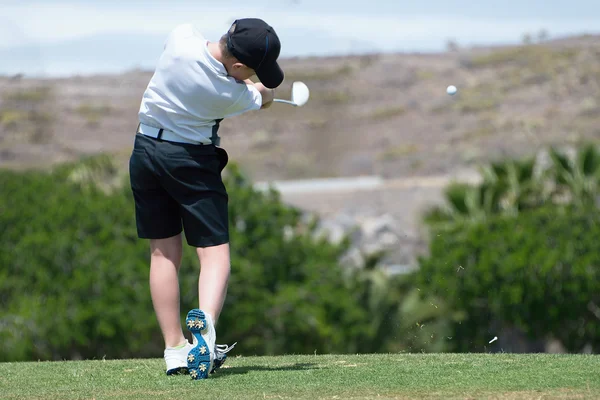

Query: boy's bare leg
<box><xmin>196</xmin><ymin>243</ymin><xmax>231</xmax><ymax>325</ymax></box>
<box><xmin>150</xmin><ymin>234</ymin><xmax>187</xmax><ymax>348</ymax></box>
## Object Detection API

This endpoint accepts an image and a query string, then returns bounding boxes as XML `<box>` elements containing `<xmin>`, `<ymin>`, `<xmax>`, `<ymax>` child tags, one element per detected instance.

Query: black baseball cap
<box><xmin>226</xmin><ymin>18</ymin><xmax>284</xmax><ymax>89</ymax></box>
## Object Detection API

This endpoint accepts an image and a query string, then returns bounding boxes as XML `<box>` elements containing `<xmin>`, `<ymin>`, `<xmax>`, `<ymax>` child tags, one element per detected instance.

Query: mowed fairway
<box><xmin>1</xmin><ymin>354</ymin><xmax>598</xmax><ymax>399</ymax></box>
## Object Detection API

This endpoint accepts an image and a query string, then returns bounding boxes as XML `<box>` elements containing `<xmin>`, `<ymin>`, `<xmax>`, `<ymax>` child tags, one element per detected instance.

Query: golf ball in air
<box><xmin>447</xmin><ymin>85</ymin><xmax>457</xmax><ymax>95</ymax></box>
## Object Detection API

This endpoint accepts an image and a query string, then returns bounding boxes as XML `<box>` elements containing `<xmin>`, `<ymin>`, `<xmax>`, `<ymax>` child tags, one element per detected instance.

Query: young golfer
<box><xmin>128</xmin><ymin>18</ymin><xmax>284</xmax><ymax>379</ymax></box>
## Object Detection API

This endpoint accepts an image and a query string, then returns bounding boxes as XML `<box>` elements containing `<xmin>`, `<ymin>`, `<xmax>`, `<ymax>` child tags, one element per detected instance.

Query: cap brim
<box><xmin>256</xmin><ymin>61</ymin><xmax>284</xmax><ymax>89</ymax></box>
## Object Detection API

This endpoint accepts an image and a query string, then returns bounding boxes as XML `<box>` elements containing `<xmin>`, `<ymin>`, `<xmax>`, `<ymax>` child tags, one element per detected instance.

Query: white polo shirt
<box><xmin>138</xmin><ymin>24</ymin><xmax>263</xmax><ymax>145</ymax></box>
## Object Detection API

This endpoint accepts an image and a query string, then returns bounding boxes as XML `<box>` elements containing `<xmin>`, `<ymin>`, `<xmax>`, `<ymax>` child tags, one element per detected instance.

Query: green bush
<box><xmin>343</xmin><ymin>264</ymin><xmax>458</xmax><ymax>354</ymax></box>
<box><xmin>0</xmin><ymin>157</ymin><xmax>152</xmax><ymax>361</ymax></box>
<box><xmin>0</xmin><ymin>155</ymin><xmax>444</xmax><ymax>361</ymax></box>
<box><xmin>417</xmin><ymin>205</ymin><xmax>600</xmax><ymax>353</ymax></box>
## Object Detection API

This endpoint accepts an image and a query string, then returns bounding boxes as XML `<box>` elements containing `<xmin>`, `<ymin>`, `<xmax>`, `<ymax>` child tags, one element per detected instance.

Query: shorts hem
<box><xmin>187</xmin><ymin>234</ymin><xmax>229</xmax><ymax>248</ymax></box>
<box><xmin>137</xmin><ymin>229</ymin><xmax>183</xmax><ymax>241</ymax></box>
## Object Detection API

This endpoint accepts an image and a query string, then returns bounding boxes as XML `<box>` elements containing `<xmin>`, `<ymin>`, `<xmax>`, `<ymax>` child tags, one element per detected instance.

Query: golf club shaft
<box><xmin>273</xmin><ymin>99</ymin><xmax>297</xmax><ymax>106</ymax></box>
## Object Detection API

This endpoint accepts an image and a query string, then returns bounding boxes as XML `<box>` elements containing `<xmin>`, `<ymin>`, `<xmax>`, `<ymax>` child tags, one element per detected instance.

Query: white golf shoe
<box><xmin>211</xmin><ymin>342</ymin><xmax>237</xmax><ymax>374</ymax></box>
<box><xmin>164</xmin><ymin>341</ymin><xmax>194</xmax><ymax>375</ymax></box>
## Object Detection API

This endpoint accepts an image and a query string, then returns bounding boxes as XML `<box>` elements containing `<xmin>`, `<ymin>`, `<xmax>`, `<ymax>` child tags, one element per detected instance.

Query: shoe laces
<box><xmin>215</xmin><ymin>342</ymin><xmax>237</xmax><ymax>358</ymax></box>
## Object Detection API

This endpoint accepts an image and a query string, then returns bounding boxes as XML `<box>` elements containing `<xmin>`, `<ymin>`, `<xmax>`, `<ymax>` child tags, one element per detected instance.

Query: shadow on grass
<box><xmin>211</xmin><ymin>363</ymin><xmax>318</xmax><ymax>378</ymax></box>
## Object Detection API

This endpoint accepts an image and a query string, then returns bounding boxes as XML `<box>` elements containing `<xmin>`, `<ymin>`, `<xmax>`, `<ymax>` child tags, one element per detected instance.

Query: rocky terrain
<box><xmin>2</xmin><ymin>34</ymin><xmax>599</xmax><ymax>268</ymax></box>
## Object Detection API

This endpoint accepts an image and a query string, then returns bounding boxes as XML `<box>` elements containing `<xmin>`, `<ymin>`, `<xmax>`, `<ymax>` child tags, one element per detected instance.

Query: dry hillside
<box><xmin>1</xmin><ymin>34</ymin><xmax>600</xmax><ymax>182</ymax></box>
<box><xmin>2</xmin><ymin>35</ymin><xmax>600</xmax><ymax>267</ymax></box>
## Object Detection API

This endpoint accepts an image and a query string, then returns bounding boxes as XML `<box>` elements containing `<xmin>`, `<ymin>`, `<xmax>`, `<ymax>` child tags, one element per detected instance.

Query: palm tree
<box><xmin>547</xmin><ymin>143</ymin><xmax>600</xmax><ymax>207</ymax></box>
<box><xmin>423</xmin><ymin>156</ymin><xmax>541</xmax><ymax>228</ymax></box>
<box><xmin>480</xmin><ymin>156</ymin><xmax>541</xmax><ymax>214</ymax></box>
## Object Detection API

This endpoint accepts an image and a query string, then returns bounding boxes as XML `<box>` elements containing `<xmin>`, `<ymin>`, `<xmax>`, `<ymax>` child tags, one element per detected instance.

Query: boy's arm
<box><xmin>244</xmin><ymin>79</ymin><xmax>275</xmax><ymax>109</ymax></box>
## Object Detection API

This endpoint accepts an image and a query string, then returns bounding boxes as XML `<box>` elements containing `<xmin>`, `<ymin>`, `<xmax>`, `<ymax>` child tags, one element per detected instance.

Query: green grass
<box><xmin>454</xmin><ymin>94</ymin><xmax>500</xmax><ymax>114</ymax></box>
<box><xmin>3</xmin><ymin>86</ymin><xmax>53</xmax><ymax>103</ymax></box>
<box><xmin>378</xmin><ymin>144</ymin><xmax>420</xmax><ymax>161</ymax></box>
<box><xmin>1</xmin><ymin>354</ymin><xmax>599</xmax><ymax>399</ymax></box>
<box><xmin>0</xmin><ymin>109</ymin><xmax>28</xmax><ymax>127</ymax></box>
<box><xmin>468</xmin><ymin>46</ymin><xmax>577</xmax><ymax>69</ymax></box>
<box><xmin>283</xmin><ymin>65</ymin><xmax>354</xmax><ymax>82</ymax></box>
<box><xmin>75</xmin><ymin>103</ymin><xmax>112</xmax><ymax>126</ymax></box>
<box><xmin>369</xmin><ymin>106</ymin><xmax>407</xmax><ymax>120</ymax></box>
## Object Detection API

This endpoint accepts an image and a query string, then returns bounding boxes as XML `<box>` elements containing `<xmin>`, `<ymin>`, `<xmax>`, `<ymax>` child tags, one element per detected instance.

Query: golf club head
<box><xmin>291</xmin><ymin>81</ymin><xmax>310</xmax><ymax>107</ymax></box>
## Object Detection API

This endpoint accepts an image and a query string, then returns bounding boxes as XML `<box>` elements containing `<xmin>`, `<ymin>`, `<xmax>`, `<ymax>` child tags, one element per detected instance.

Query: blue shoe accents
<box><xmin>185</xmin><ymin>309</ymin><xmax>211</xmax><ymax>380</ymax></box>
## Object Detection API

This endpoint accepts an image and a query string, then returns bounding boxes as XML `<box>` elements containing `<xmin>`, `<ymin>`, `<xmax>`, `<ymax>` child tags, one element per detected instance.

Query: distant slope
<box><xmin>1</xmin><ymin>35</ymin><xmax>599</xmax><ymax>182</ymax></box>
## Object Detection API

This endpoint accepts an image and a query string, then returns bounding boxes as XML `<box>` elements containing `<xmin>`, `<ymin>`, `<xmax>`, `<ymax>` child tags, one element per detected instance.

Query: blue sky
<box><xmin>1</xmin><ymin>0</ymin><xmax>599</xmax><ymax>77</ymax></box>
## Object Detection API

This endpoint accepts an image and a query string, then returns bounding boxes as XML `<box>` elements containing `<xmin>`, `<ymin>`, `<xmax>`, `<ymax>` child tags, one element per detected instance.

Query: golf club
<box><xmin>273</xmin><ymin>81</ymin><xmax>310</xmax><ymax>107</ymax></box>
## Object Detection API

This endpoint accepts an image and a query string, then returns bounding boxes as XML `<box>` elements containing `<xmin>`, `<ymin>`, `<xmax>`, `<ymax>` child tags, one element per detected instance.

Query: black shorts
<box><xmin>128</xmin><ymin>134</ymin><xmax>229</xmax><ymax>247</ymax></box>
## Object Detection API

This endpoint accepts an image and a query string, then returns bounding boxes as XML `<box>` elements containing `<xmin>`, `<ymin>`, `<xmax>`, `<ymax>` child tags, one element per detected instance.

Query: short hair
<box><xmin>219</xmin><ymin>34</ymin><xmax>234</xmax><ymax>60</ymax></box>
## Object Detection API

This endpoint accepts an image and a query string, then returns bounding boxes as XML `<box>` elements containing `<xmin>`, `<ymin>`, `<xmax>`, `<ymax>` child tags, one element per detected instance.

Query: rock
<box><xmin>309</xmin><ymin>209</ymin><xmax>405</xmax><ymax>270</ymax></box>
<box><xmin>378</xmin><ymin>231</ymin><xmax>400</xmax><ymax>248</ymax></box>
<box><xmin>339</xmin><ymin>247</ymin><xmax>365</xmax><ymax>270</ymax></box>
<box><xmin>313</xmin><ymin>219</ymin><xmax>348</xmax><ymax>245</ymax></box>
<box><xmin>545</xmin><ymin>338</ymin><xmax>567</xmax><ymax>354</ymax></box>
<box><xmin>361</xmin><ymin>213</ymin><xmax>396</xmax><ymax>238</ymax></box>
